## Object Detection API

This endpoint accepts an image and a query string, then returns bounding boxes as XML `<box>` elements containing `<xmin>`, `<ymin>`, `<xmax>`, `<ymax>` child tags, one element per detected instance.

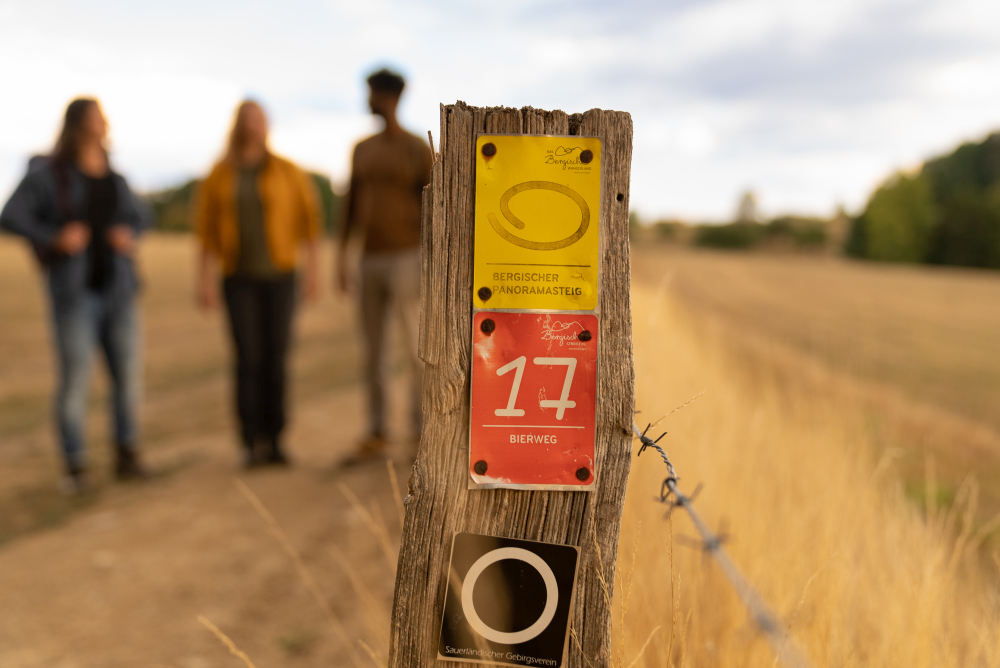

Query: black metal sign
<box><xmin>438</xmin><ymin>533</ymin><xmax>579</xmax><ymax>667</ymax></box>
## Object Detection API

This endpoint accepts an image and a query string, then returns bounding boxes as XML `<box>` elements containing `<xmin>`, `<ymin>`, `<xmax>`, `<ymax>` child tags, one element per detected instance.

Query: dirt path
<box><xmin>0</xmin><ymin>236</ymin><xmax>411</xmax><ymax>667</ymax></box>
<box><xmin>0</xmin><ymin>384</ymin><xmax>414</xmax><ymax>667</ymax></box>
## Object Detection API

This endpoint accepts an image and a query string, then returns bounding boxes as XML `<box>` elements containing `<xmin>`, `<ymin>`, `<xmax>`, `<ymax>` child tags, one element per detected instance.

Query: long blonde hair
<box><xmin>225</xmin><ymin>100</ymin><xmax>268</xmax><ymax>163</ymax></box>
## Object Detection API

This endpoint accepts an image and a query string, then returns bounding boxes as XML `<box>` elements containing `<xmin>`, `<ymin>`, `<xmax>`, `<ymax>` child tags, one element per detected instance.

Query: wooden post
<box><xmin>390</xmin><ymin>103</ymin><xmax>634</xmax><ymax>667</ymax></box>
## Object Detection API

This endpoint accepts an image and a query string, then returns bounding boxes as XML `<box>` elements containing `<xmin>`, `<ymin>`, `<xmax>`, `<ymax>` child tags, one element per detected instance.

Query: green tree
<box><xmin>926</xmin><ymin>188</ymin><xmax>1000</xmax><ymax>268</ymax></box>
<box><xmin>854</xmin><ymin>172</ymin><xmax>936</xmax><ymax>263</ymax></box>
<box><xmin>145</xmin><ymin>179</ymin><xmax>199</xmax><ymax>233</ymax></box>
<box><xmin>849</xmin><ymin>132</ymin><xmax>1000</xmax><ymax>269</ymax></box>
<box><xmin>694</xmin><ymin>222</ymin><xmax>764</xmax><ymax>249</ymax></box>
<box><xmin>309</xmin><ymin>173</ymin><xmax>340</xmax><ymax>233</ymax></box>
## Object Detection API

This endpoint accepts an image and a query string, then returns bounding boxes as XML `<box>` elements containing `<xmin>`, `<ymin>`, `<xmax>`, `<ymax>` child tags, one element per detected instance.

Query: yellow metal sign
<box><xmin>473</xmin><ymin>135</ymin><xmax>602</xmax><ymax>311</ymax></box>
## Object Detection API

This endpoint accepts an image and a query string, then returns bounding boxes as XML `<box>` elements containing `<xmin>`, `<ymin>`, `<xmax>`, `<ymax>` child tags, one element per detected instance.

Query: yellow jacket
<box><xmin>196</xmin><ymin>153</ymin><xmax>321</xmax><ymax>275</ymax></box>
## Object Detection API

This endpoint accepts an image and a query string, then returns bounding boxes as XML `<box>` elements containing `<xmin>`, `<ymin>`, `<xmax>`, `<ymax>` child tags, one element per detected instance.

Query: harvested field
<box><xmin>0</xmin><ymin>236</ymin><xmax>998</xmax><ymax>666</ymax></box>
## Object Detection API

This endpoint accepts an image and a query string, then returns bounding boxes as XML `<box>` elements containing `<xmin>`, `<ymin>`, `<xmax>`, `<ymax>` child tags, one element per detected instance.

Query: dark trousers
<box><xmin>222</xmin><ymin>273</ymin><xmax>296</xmax><ymax>446</ymax></box>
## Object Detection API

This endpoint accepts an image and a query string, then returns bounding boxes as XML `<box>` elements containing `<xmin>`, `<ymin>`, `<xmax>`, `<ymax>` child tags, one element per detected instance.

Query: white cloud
<box><xmin>2</xmin><ymin>0</ymin><xmax>1000</xmax><ymax>220</ymax></box>
<box><xmin>269</xmin><ymin>111</ymin><xmax>377</xmax><ymax>186</ymax></box>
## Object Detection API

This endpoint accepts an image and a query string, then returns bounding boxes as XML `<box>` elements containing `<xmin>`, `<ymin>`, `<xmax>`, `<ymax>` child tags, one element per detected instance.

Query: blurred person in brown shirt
<box><xmin>336</xmin><ymin>68</ymin><xmax>432</xmax><ymax>464</ymax></box>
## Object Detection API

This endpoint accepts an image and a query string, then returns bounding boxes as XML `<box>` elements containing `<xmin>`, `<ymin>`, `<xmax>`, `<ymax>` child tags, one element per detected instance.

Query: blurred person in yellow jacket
<box><xmin>195</xmin><ymin>100</ymin><xmax>321</xmax><ymax>467</ymax></box>
<box><xmin>336</xmin><ymin>68</ymin><xmax>432</xmax><ymax>465</ymax></box>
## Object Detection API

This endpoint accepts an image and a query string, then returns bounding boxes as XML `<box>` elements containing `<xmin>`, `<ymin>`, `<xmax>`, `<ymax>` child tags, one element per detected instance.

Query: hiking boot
<box><xmin>115</xmin><ymin>446</ymin><xmax>148</xmax><ymax>481</ymax></box>
<box><xmin>59</xmin><ymin>466</ymin><xmax>93</xmax><ymax>496</ymax></box>
<box><xmin>340</xmin><ymin>434</ymin><xmax>388</xmax><ymax>468</ymax></box>
<box><xmin>242</xmin><ymin>438</ymin><xmax>260</xmax><ymax>470</ymax></box>
<box><xmin>265</xmin><ymin>436</ymin><xmax>290</xmax><ymax>466</ymax></box>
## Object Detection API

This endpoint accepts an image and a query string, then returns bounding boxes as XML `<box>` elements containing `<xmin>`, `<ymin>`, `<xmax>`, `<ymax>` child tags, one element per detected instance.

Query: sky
<box><xmin>2</xmin><ymin>0</ymin><xmax>1000</xmax><ymax>222</ymax></box>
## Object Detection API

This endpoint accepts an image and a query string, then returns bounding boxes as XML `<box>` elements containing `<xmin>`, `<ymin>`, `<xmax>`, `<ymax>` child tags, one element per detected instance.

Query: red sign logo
<box><xmin>470</xmin><ymin>312</ymin><xmax>598</xmax><ymax>489</ymax></box>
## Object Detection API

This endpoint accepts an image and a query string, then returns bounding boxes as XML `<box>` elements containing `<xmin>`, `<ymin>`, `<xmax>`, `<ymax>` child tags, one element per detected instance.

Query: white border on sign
<box><xmin>438</xmin><ymin>533</ymin><xmax>581</xmax><ymax>668</ymax></box>
<box><xmin>469</xmin><ymin>132</ymin><xmax>605</xmax><ymax>494</ymax></box>
<box><xmin>461</xmin><ymin>547</ymin><xmax>559</xmax><ymax>645</ymax></box>
<box><xmin>467</xmin><ymin>308</ymin><xmax>600</xmax><ymax>492</ymax></box>
<box><xmin>471</xmin><ymin>133</ymin><xmax>605</xmax><ymax>318</ymax></box>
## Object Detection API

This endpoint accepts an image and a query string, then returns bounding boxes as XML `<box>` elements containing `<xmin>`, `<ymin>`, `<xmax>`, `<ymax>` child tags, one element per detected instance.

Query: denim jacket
<box><xmin>0</xmin><ymin>157</ymin><xmax>150</xmax><ymax>306</ymax></box>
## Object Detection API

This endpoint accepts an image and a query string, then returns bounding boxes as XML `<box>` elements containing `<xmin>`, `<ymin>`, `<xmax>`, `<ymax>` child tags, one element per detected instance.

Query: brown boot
<box><xmin>60</xmin><ymin>464</ymin><xmax>93</xmax><ymax>496</ymax></box>
<box><xmin>115</xmin><ymin>446</ymin><xmax>148</xmax><ymax>481</ymax></box>
<box><xmin>265</xmin><ymin>435</ymin><xmax>291</xmax><ymax>466</ymax></box>
<box><xmin>241</xmin><ymin>436</ymin><xmax>260</xmax><ymax>470</ymax></box>
<box><xmin>340</xmin><ymin>434</ymin><xmax>388</xmax><ymax>468</ymax></box>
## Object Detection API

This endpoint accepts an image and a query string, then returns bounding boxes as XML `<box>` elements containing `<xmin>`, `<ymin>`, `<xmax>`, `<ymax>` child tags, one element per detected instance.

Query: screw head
<box><xmin>482</xmin><ymin>142</ymin><xmax>497</xmax><ymax>157</ymax></box>
<box><xmin>474</xmin><ymin>460</ymin><xmax>488</xmax><ymax>475</ymax></box>
<box><xmin>576</xmin><ymin>467</ymin><xmax>590</xmax><ymax>481</ymax></box>
<box><xmin>481</xmin><ymin>318</ymin><xmax>495</xmax><ymax>334</ymax></box>
<box><xmin>580</xmin><ymin>149</ymin><xmax>593</xmax><ymax>164</ymax></box>
<box><xmin>478</xmin><ymin>286</ymin><xmax>492</xmax><ymax>301</ymax></box>
<box><xmin>578</xmin><ymin>330</ymin><xmax>592</xmax><ymax>342</ymax></box>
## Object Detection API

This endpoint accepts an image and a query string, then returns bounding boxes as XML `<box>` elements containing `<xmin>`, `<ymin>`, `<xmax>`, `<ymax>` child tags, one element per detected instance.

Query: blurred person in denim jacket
<box><xmin>0</xmin><ymin>98</ymin><xmax>150</xmax><ymax>494</ymax></box>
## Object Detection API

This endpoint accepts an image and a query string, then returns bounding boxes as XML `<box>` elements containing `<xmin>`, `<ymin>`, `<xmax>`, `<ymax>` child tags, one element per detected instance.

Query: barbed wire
<box><xmin>633</xmin><ymin>421</ymin><xmax>815</xmax><ymax>668</ymax></box>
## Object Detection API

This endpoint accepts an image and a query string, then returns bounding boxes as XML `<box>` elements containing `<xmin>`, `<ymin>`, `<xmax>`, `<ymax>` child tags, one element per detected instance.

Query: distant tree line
<box><xmin>634</xmin><ymin>215</ymin><xmax>830</xmax><ymax>251</ymax></box>
<box><xmin>632</xmin><ymin>130</ymin><xmax>1000</xmax><ymax>269</ymax></box>
<box><xmin>144</xmin><ymin>173</ymin><xmax>341</xmax><ymax>234</ymax></box>
<box><xmin>846</xmin><ymin>133</ymin><xmax>1000</xmax><ymax>269</ymax></box>
<box><xmin>140</xmin><ymin>130</ymin><xmax>1000</xmax><ymax>271</ymax></box>
<box><xmin>631</xmin><ymin>187</ymin><xmax>834</xmax><ymax>252</ymax></box>
<box><xmin>691</xmin><ymin>217</ymin><xmax>827</xmax><ymax>250</ymax></box>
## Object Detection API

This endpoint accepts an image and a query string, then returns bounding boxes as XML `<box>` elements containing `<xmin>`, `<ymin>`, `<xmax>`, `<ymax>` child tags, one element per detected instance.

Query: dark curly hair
<box><xmin>366</xmin><ymin>68</ymin><xmax>405</xmax><ymax>95</ymax></box>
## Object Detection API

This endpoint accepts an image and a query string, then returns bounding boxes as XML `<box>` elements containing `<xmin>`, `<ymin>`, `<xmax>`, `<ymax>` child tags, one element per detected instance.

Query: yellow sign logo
<box><xmin>474</xmin><ymin>136</ymin><xmax>602</xmax><ymax>311</ymax></box>
<box><xmin>488</xmin><ymin>181</ymin><xmax>590</xmax><ymax>251</ymax></box>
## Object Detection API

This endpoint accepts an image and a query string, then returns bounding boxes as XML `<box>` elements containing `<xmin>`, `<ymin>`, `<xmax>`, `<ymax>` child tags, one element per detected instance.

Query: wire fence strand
<box><xmin>632</xmin><ymin>421</ymin><xmax>815</xmax><ymax>668</ymax></box>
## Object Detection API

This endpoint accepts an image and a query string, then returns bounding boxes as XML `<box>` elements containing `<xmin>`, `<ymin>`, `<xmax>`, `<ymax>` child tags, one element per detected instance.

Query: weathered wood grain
<box><xmin>390</xmin><ymin>103</ymin><xmax>634</xmax><ymax>668</ymax></box>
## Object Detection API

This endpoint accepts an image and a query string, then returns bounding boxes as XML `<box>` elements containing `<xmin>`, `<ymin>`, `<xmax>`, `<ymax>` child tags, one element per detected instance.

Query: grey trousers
<box><xmin>359</xmin><ymin>248</ymin><xmax>423</xmax><ymax>439</ymax></box>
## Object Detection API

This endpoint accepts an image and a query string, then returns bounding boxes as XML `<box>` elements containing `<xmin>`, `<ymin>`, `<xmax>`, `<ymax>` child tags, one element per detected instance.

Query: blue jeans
<box><xmin>48</xmin><ymin>282</ymin><xmax>141</xmax><ymax>472</ymax></box>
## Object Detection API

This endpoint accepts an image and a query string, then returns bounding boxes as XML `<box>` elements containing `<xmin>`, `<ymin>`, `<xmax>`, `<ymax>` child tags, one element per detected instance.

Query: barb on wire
<box><xmin>632</xmin><ymin>422</ymin><xmax>814</xmax><ymax>668</ymax></box>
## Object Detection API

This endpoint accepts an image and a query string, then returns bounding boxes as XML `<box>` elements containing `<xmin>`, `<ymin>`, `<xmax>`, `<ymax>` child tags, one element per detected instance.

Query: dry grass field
<box><xmin>632</xmin><ymin>247</ymin><xmax>1000</xmax><ymax>520</ymax></box>
<box><xmin>617</xmin><ymin>249</ymin><xmax>1000</xmax><ymax>667</ymax></box>
<box><xmin>0</xmin><ymin>236</ymin><xmax>998</xmax><ymax>666</ymax></box>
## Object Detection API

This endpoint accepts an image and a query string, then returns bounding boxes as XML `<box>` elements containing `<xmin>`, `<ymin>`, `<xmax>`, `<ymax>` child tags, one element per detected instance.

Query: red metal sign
<box><xmin>470</xmin><ymin>311</ymin><xmax>598</xmax><ymax>490</ymax></box>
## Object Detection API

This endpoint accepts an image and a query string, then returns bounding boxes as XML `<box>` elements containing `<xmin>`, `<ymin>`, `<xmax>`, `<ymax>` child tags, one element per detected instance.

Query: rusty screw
<box><xmin>474</xmin><ymin>460</ymin><xmax>488</xmax><ymax>475</ymax></box>
<box><xmin>580</xmin><ymin>149</ymin><xmax>593</xmax><ymax>164</ymax></box>
<box><xmin>478</xmin><ymin>287</ymin><xmax>492</xmax><ymax>301</ymax></box>
<box><xmin>576</xmin><ymin>467</ymin><xmax>590</xmax><ymax>481</ymax></box>
<box><xmin>481</xmin><ymin>318</ymin><xmax>495</xmax><ymax>334</ymax></box>
<box><xmin>482</xmin><ymin>142</ymin><xmax>497</xmax><ymax>157</ymax></box>
<box><xmin>578</xmin><ymin>330</ymin><xmax>592</xmax><ymax>342</ymax></box>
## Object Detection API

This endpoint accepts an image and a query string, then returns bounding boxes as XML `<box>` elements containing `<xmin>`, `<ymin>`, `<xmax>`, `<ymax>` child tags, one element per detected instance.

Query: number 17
<box><xmin>494</xmin><ymin>356</ymin><xmax>578</xmax><ymax>420</ymax></box>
